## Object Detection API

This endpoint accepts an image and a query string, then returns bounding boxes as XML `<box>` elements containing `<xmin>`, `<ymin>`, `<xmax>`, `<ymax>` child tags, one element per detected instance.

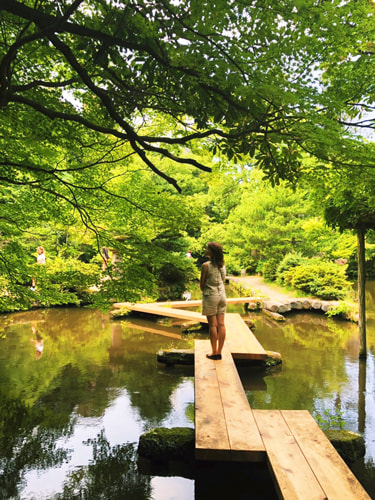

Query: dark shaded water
<box><xmin>0</xmin><ymin>283</ymin><xmax>375</xmax><ymax>499</ymax></box>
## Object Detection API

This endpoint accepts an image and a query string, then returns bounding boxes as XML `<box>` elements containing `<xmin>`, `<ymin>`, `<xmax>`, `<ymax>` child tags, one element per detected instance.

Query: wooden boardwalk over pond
<box><xmin>112</xmin><ymin>298</ymin><xmax>370</xmax><ymax>499</ymax></box>
<box><xmin>195</xmin><ymin>339</ymin><xmax>265</xmax><ymax>462</ymax></box>
<box><xmin>113</xmin><ymin>298</ymin><xmax>267</xmax><ymax>361</ymax></box>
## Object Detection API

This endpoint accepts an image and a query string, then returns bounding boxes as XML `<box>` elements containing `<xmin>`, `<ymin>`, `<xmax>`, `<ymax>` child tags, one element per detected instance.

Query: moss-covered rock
<box><xmin>110</xmin><ymin>307</ymin><xmax>130</xmax><ymax>319</ymax></box>
<box><xmin>181</xmin><ymin>322</ymin><xmax>207</xmax><ymax>334</ymax></box>
<box><xmin>157</xmin><ymin>349</ymin><xmax>282</xmax><ymax>368</ymax></box>
<box><xmin>243</xmin><ymin>318</ymin><xmax>256</xmax><ymax>329</ymax></box>
<box><xmin>264</xmin><ymin>350</ymin><xmax>282</xmax><ymax>368</ymax></box>
<box><xmin>264</xmin><ymin>309</ymin><xmax>286</xmax><ymax>322</ymax></box>
<box><xmin>138</xmin><ymin>427</ymin><xmax>195</xmax><ymax>462</ymax></box>
<box><xmin>324</xmin><ymin>429</ymin><xmax>365</xmax><ymax>464</ymax></box>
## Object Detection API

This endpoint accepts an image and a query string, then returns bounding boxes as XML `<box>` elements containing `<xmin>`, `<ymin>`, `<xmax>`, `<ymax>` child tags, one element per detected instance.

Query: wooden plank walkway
<box><xmin>225</xmin><ymin>313</ymin><xmax>267</xmax><ymax>360</ymax></box>
<box><xmin>155</xmin><ymin>297</ymin><xmax>261</xmax><ymax>308</ymax></box>
<box><xmin>253</xmin><ymin>410</ymin><xmax>371</xmax><ymax>500</ymax></box>
<box><xmin>195</xmin><ymin>343</ymin><xmax>370</xmax><ymax>499</ymax></box>
<box><xmin>113</xmin><ymin>296</ymin><xmax>259</xmax><ymax>314</ymax></box>
<box><xmin>195</xmin><ymin>339</ymin><xmax>265</xmax><ymax>462</ymax></box>
<box><xmin>114</xmin><ymin>301</ymin><xmax>267</xmax><ymax>361</ymax></box>
<box><xmin>112</xmin><ymin>298</ymin><xmax>370</xmax><ymax>499</ymax></box>
<box><xmin>113</xmin><ymin>301</ymin><xmax>207</xmax><ymax>322</ymax></box>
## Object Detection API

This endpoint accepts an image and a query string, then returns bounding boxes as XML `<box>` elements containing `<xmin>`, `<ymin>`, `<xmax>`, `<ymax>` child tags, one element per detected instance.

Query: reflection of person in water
<box><xmin>30</xmin><ymin>323</ymin><xmax>44</xmax><ymax>359</ymax></box>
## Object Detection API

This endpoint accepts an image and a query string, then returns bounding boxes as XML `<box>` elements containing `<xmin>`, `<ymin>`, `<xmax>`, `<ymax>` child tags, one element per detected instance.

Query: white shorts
<box><xmin>202</xmin><ymin>293</ymin><xmax>227</xmax><ymax>317</ymax></box>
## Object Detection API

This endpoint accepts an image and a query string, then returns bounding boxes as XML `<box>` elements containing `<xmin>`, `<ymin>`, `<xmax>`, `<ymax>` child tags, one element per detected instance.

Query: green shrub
<box><xmin>326</xmin><ymin>302</ymin><xmax>353</xmax><ymax>320</ymax></box>
<box><xmin>155</xmin><ymin>254</ymin><xmax>198</xmax><ymax>300</ymax></box>
<box><xmin>283</xmin><ymin>259</ymin><xmax>350</xmax><ymax>300</ymax></box>
<box><xmin>43</xmin><ymin>258</ymin><xmax>98</xmax><ymax>290</ymax></box>
<box><xmin>224</xmin><ymin>255</ymin><xmax>243</xmax><ymax>276</ymax></box>
<box><xmin>262</xmin><ymin>259</ymin><xmax>279</xmax><ymax>281</ymax></box>
<box><xmin>256</xmin><ymin>260</ymin><xmax>265</xmax><ymax>275</ymax></box>
<box><xmin>32</xmin><ymin>257</ymin><xmax>100</xmax><ymax>306</ymax></box>
<box><xmin>276</xmin><ymin>253</ymin><xmax>308</xmax><ymax>284</ymax></box>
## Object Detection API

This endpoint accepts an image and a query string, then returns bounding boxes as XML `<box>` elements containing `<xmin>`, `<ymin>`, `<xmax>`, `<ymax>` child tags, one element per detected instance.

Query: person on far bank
<box><xmin>31</xmin><ymin>246</ymin><xmax>45</xmax><ymax>291</ymax></box>
<box><xmin>36</xmin><ymin>246</ymin><xmax>46</xmax><ymax>265</ymax></box>
<box><xmin>200</xmin><ymin>242</ymin><xmax>227</xmax><ymax>360</ymax></box>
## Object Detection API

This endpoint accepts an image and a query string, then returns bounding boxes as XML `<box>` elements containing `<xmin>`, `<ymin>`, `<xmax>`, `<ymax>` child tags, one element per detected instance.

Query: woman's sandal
<box><xmin>206</xmin><ymin>354</ymin><xmax>222</xmax><ymax>360</ymax></box>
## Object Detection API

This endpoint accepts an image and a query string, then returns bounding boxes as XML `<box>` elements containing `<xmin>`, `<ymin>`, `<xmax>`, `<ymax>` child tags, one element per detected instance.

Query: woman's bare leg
<box><xmin>207</xmin><ymin>315</ymin><xmax>218</xmax><ymax>355</ymax></box>
<box><xmin>216</xmin><ymin>313</ymin><xmax>226</xmax><ymax>355</ymax></box>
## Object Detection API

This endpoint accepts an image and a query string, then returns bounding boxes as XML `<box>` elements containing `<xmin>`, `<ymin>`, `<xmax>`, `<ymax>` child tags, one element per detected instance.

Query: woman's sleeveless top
<box><xmin>202</xmin><ymin>261</ymin><xmax>226</xmax><ymax>296</ymax></box>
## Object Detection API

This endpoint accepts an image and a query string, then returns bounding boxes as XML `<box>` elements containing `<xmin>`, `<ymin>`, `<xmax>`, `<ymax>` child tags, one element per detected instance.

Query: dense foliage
<box><xmin>283</xmin><ymin>260</ymin><xmax>350</xmax><ymax>300</ymax></box>
<box><xmin>2</xmin><ymin>0</ymin><xmax>374</xmax><ymax>188</ymax></box>
<box><xmin>1</xmin><ymin>1</ymin><xmax>375</xmax><ymax>309</ymax></box>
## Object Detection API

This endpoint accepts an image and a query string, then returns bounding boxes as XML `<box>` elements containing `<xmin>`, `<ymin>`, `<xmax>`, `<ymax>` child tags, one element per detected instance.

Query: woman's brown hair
<box><xmin>207</xmin><ymin>242</ymin><xmax>224</xmax><ymax>268</ymax></box>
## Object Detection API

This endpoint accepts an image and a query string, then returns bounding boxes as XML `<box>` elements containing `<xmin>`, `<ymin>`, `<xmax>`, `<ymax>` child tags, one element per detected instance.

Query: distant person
<box><xmin>36</xmin><ymin>246</ymin><xmax>45</xmax><ymax>264</ymax></box>
<box><xmin>102</xmin><ymin>246</ymin><xmax>110</xmax><ymax>271</ymax></box>
<box><xmin>200</xmin><ymin>242</ymin><xmax>227</xmax><ymax>360</ymax></box>
<box><xmin>186</xmin><ymin>250</ymin><xmax>193</xmax><ymax>259</ymax></box>
<box><xmin>31</xmin><ymin>246</ymin><xmax>45</xmax><ymax>291</ymax></box>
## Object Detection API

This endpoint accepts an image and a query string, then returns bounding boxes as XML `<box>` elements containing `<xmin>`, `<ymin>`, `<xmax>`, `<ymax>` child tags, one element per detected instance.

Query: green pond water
<box><xmin>0</xmin><ymin>283</ymin><xmax>374</xmax><ymax>499</ymax></box>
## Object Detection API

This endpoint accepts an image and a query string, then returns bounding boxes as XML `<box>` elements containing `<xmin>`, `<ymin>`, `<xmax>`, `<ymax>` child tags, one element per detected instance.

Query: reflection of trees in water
<box><xmin>38</xmin><ymin>363</ymin><xmax>114</xmax><ymax>419</ymax></box>
<box><xmin>358</xmin><ymin>359</ymin><xmax>366</xmax><ymax>434</ymax></box>
<box><xmin>0</xmin><ymin>308</ymin><xmax>193</xmax><ymax>498</ymax></box>
<box><xmin>0</xmin><ymin>349</ymin><xmax>181</xmax><ymax>498</ymax></box>
<box><xmin>116</xmin><ymin>354</ymin><xmax>185</xmax><ymax>424</ymax></box>
<box><xmin>112</xmin><ymin>324</ymin><xmax>192</xmax><ymax>424</ymax></box>
<box><xmin>276</xmin><ymin>313</ymin><xmax>355</xmax><ymax>350</ymax></box>
<box><xmin>0</xmin><ymin>397</ymin><xmax>70</xmax><ymax>499</ymax></box>
<box><xmin>249</xmin><ymin>313</ymin><xmax>354</xmax><ymax>411</ymax></box>
<box><xmin>365</xmin><ymin>283</ymin><xmax>375</xmax><ymax>309</ymax></box>
<box><xmin>55</xmin><ymin>431</ymin><xmax>151</xmax><ymax>500</ymax></box>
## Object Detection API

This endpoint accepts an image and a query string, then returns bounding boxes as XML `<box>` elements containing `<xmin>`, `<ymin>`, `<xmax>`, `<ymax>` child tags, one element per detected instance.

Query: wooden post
<box><xmin>357</xmin><ymin>226</ymin><xmax>367</xmax><ymax>359</ymax></box>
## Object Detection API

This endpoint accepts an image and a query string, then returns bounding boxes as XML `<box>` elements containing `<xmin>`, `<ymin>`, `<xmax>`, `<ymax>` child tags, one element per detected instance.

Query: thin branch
<box><xmin>129</xmin><ymin>138</ymin><xmax>182</xmax><ymax>192</ymax></box>
<box><xmin>12</xmin><ymin>78</ymin><xmax>77</xmax><ymax>91</ymax></box>
<box><xmin>338</xmin><ymin>119</ymin><xmax>375</xmax><ymax>129</ymax></box>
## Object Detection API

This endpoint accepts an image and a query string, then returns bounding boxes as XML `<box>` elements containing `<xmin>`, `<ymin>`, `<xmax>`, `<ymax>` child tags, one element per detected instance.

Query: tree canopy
<box><xmin>2</xmin><ymin>0</ymin><xmax>375</xmax><ymax>311</ymax></box>
<box><xmin>1</xmin><ymin>0</ymin><xmax>375</xmax><ymax>195</ymax></box>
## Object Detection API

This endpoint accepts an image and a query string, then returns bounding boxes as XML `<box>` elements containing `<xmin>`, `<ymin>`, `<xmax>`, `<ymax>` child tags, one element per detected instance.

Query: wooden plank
<box><xmin>194</xmin><ymin>339</ymin><xmax>231</xmax><ymax>460</ymax></box>
<box><xmin>214</xmin><ymin>345</ymin><xmax>265</xmax><ymax>462</ymax></box>
<box><xmin>116</xmin><ymin>302</ymin><xmax>207</xmax><ymax>323</ymax></box>
<box><xmin>157</xmin><ymin>297</ymin><xmax>262</xmax><ymax>308</ymax></box>
<box><xmin>225</xmin><ymin>313</ymin><xmax>268</xmax><ymax>360</ymax></box>
<box><xmin>253</xmin><ymin>410</ymin><xmax>327</xmax><ymax>500</ymax></box>
<box><xmin>282</xmin><ymin>410</ymin><xmax>371</xmax><ymax>500</ymax></box>
<box><xmin>154</xmin><ymin>300</ymin><xmax>203</xmax><ymax>308</ymax></box>
<box><xmin>149</xmin><ymin>305</ymin><xmax>207</xmax><ymax>322</ymax></box>
<box><xmin>195</xmin><ymin>340</ymin><xmax>265</xmax><ymax>462</ymax></box>
<box><xmin>113</xmin><ymin>296</ymin><xmax>261</xmax><ymax>310</ymax></box>
<box><xmin>116</xmin><ymin>304</ymin><xmax>267</xmax><ymax>360</ymax></box>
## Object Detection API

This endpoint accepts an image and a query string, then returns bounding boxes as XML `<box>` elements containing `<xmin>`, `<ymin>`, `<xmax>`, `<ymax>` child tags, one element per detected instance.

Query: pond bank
<box><xmin>229</xmin><ymin>275</ymin><xmax>358</xmax><ymax>321</ymax></box>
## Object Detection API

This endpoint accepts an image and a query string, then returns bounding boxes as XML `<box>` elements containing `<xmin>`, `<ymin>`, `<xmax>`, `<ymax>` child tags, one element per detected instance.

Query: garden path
<box><xmin>229</xmin><ymin>275</ymin><xmax>296</xmax><ymax>302</ymax></box>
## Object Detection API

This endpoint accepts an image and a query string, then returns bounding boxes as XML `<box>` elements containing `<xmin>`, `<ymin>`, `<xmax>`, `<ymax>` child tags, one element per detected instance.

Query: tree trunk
<box><xmin>357</xmin><ymin>227</ymin><xmax>367</xmax><ymax>359</ymax></box>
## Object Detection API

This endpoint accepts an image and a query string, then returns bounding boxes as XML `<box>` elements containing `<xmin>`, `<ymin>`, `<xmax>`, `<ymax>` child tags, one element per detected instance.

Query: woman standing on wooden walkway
<box><xmin>200</xmin><ymin>242</ymin><xmax>227</xmax><ymax>360</ymax></box>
